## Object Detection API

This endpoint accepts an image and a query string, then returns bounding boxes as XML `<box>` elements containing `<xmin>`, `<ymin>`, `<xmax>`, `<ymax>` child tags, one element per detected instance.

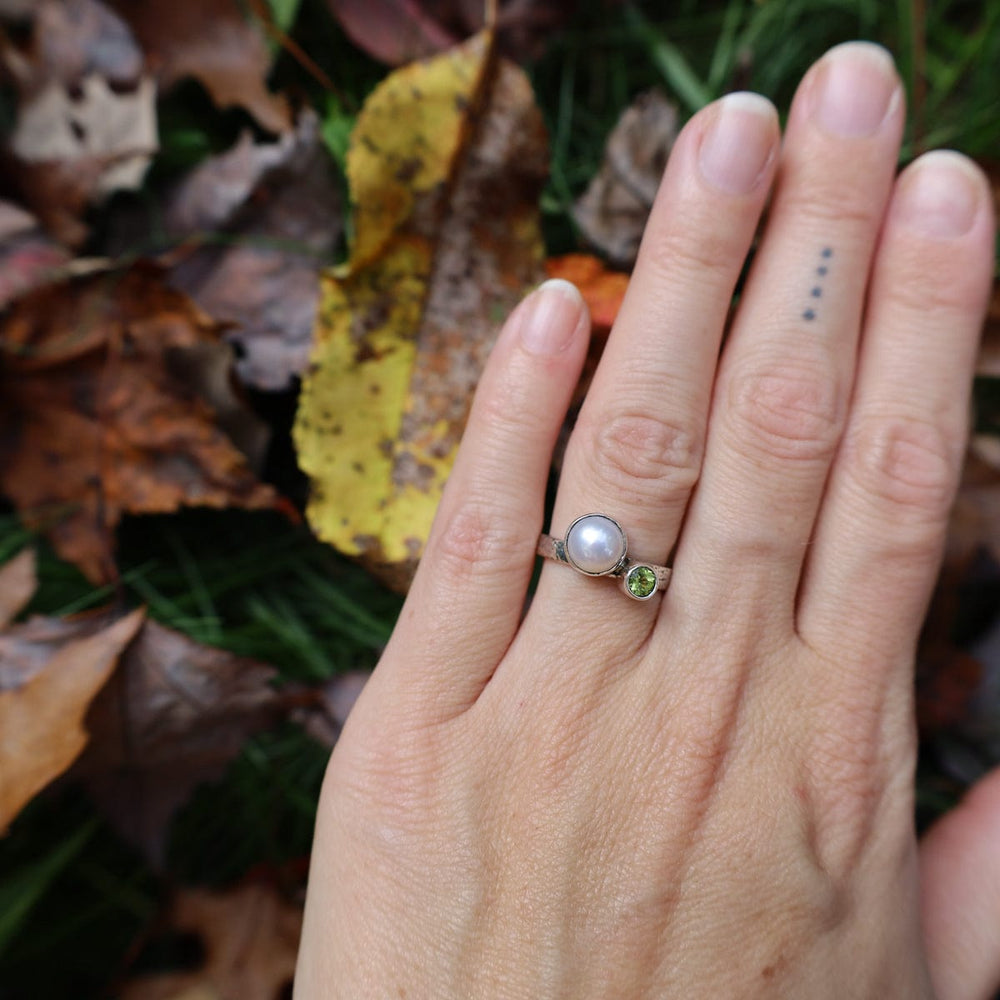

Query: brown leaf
<box><xmin>118</xmin><ymin>883</ymin><xmax>301</xmax><ymax>1000</ymax></box>
<box><xmin>165</xmin><ymin>112</ymin><xmax>342</xmax><ymax>391</ymax></box>
<box><xmin>3</xmin><ymin>0</ymin><xmax>143</xmax><ymax>94</ymax></box>
<box><xmin>110</xmin><ymin>0</ymin><xmax>291</xmax><ymax>134</ymax></box>
<box><xmin>326</xmin><ymin>0</ymin><xmax>578</xmax><ymax>65</ymax></box>
<box><xmin>75</xmin><ymin>620</ymin><xmax>284</xmax><ymax>865</ymax></box>
<box><xmin>0</xmin><ymin>200</ymin><xmax>72</xmax><ymax>307</ymax></box>
<box><xmin>573</xmin><ymin>88</ymin><xmax>679</xmax><ymax>267</ymax></box>
<box><xmin>0</xmin><ymin>606</ymin><xmax>145</xmax><ymax>831</ymax></box>
<box><xmin>293</xmin><ymin>669</ymin><xmax>368</xmax><ymax>746</ymax></box>
<box><xmin>0</xmin><ymin>548</ymin><xmax>37</xmax><ymax>630</ymax></box>
<box><xmin>0</xmin><ymin>263</ymin><xmax>275</xmax><ymax>584</ymax></box>
<box><xmin>0</xmin><ymin>0</ymin><xmax>156</xmax><ymax>245</ymax></box>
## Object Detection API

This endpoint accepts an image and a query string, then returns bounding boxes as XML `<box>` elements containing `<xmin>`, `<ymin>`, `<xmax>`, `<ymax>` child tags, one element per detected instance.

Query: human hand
<box><xmin>295</xmin><ymin>42</ymin><xmax>998</xmax><ymax>999</ymax></box>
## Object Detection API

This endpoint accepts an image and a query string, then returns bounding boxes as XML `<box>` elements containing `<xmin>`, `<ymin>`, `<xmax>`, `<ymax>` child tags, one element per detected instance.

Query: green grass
<box><xmin>1</xmin><ymin>0</ymin><xmax>998</xmax><ymax>995</ymax></box>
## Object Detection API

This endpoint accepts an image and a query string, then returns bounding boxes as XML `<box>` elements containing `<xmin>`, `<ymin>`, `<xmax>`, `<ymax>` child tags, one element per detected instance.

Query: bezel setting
<box><xmin>563</xmin><ymin>513</ymin><xmax>628</xmax><ymax>576</ymax></box>
<box><xmin>624</xmin><ymin>564</ymin><xmax>659</xmax><ymax>600</ymax></box>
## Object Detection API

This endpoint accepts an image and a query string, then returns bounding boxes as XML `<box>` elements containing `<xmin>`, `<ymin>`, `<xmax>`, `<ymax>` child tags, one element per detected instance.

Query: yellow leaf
<box><xmin>295</xmin><ymin>31</ymin><xmax>549</xmax><ymax>589</ymax></box>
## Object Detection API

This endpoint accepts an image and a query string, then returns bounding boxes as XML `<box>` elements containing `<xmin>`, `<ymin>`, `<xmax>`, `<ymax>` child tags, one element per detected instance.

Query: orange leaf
<box><xmin>0</xmin><ymin>606</ymin><xmax>145</xmax><ymax>831</ymax></box>
<box><xmin>546</xmin><ymin>253</ymin><xmax>629</xmax><ymax>333</ymax></box>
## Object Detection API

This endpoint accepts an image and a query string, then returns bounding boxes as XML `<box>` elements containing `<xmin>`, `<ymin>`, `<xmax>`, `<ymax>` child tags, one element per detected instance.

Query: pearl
<box><xmin>565</xmin><ymin>514</ymin><xmax>626</xmax><ymax>575</ymax></box>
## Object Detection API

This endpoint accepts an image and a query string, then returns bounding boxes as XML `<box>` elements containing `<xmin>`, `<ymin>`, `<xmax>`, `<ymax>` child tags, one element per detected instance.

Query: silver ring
<box><xmin>537</xmin><ymin>513</ymin><xmax>671</xmax><ymax>601</ymax></box>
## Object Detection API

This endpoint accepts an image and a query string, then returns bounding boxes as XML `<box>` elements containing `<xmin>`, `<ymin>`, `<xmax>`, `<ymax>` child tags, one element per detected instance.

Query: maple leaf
<box><xmin>0</xmin><ymin>550</ymin><xmax>146</xmax><ymax>831</ymax></box>
<box><xmin>573</xmin><ymin>88</ymin><xmax>679</xmax><ymax>268</ymax></box>
<box><xmin>326</xmin><ymin>0</ymin><xmax>579</xmax><ymax>65</ymax></box>
<box><xmin>0</xmin><ymin>0</ymin><xmax>157</xmax><ymax>246</ymax></box>
<box><xmin>118</xmin><ymin>882</ymin><xmax>302</xmax><ymax>1000</ymax></box>
<box><xmin>163</xmin><ymin>111</ymin><xmax>343</xmax><ymax>392</ymax></box>
<box><xmin>293</xmin><ymin>31</ymin><xmax>549</xmax><ymax>591</ymax></box>
<box><xmin>110</xmin><ymin>0</ymin><xmax>292</xmax><ymax>134</ymax></box>
<box><xmin>75</xmin><ymin>619</ymin><xmax>287</xmax><ymax>866</ymax></box>
<box><xmin>0</xmin><ymin>263</ymin><xmax>275</xmax><ymax>584</ymax></box>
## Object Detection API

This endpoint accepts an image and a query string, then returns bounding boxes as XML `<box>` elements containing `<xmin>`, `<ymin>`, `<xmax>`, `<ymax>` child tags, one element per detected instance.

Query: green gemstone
<box><xmin>626</xmin><ymin>565</ymin><xmax>657</xmax><ymax>599</ymax></box>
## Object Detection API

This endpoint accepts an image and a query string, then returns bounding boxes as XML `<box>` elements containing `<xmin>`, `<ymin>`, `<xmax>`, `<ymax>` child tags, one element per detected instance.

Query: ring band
<box><xmin>537</xmin><ymin>513</ymin><xmax>671</xmax><ymax>601</ymax></box>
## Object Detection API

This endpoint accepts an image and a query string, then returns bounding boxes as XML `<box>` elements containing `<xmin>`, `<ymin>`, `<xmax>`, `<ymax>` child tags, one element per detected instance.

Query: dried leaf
<box><xmin>110</xmin><ymin>0</ymin><xmax>291</xmax><ymax>134</ymax></box>
<box><xmin>573</xmin><ymin>88</ymin><xmax>678</xmax><ymax>267</ymax></box>
<box><xmin>294</xmin><ymin>32</ymin><xmax>548</xmax><ymax>590</ymax></box>
<box><xmin>0</xmin><ymin>549</ymin><xmax>36</xmax><ymax>630</ymax></box>
<box><xmin>293</xmin><ymin>669</ymin><xmax>368</xmax><ymax>746</ymax></box>
<box><xmin>0</xmin><ymin>0</ymin><xmax>156</xmax><ymax>246</ymax></box>
<box><xmin>0</xmin><ymin>607</ymin><xmax>145</xmax><ymax>831</ymax></box>
<box><xmin>0</xmin><ymin>263</ymin><xmax>275</xmax><ymax>584</ymax></box>
<box><xmin>326</xmin><ymin>0</ymin><xmax>578</xmax><ymax>65</ymax></box>
<box><xmin>546</xmin><ymin>253</ymin><xmax>628</xmax><ymax>334</ymax></box>
<box><xmin>4</xmin><ymin>0</ymin><xmax>143</xmax><ymax>93</ymax></box>
<box><xmin>0</xmin><ymin>201</ymin><xmax>72</xmax><ymax>308</ymax></box>
<box><xmin>75</xmin><ymin>620</ymin><xmax>284</xmax><ymax>865</ymax></box>
<box><xmin>165</xmin><ymin>112</ymin><xmax>342</xmax><ymax>391</ymax></box>
<box><xmin>118</xmin><ymin>883</ymin><xmax>301</xmax><ymax>1000</ymax></box>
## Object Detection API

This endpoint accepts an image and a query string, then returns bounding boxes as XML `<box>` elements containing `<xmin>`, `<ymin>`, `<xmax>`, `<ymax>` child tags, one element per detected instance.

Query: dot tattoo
<box><xmin>802</xmin><ymin>247</ymin><xmax>833</xmax><ymax>321</ymax></box>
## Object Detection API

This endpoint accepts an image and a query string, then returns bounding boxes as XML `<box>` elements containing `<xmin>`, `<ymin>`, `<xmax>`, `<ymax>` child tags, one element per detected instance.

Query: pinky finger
<box><xmin>378</xmin><ymin>279</ymin><xmax>590</xmax><ymax>722</ymax></box>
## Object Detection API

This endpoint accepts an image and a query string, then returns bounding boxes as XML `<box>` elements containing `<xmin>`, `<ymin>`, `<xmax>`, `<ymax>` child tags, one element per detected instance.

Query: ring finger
<box><xmin>535</xmin><ymin>91</ymin><xmax>780</xmax><ymax>622</ymax></box>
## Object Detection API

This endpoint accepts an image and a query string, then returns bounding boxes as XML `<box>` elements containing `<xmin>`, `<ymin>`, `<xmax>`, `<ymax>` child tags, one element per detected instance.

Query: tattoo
<box><xmin>802</xmin><ymin>247</ymin><xmax>833</xmax><ymax>321</ymax></box>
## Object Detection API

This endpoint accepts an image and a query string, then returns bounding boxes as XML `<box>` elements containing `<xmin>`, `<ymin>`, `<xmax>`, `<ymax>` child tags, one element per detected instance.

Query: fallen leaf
<box><xmin>294</xmin><ymin>31</ymin><xmax>548</xmax><ymax>590</ymax></box>
<box><xmin>3</xmin><ymin>0</ymin><xmax>142</xmax><ymax>92</ymax></box>
<box><xmin>573</xmin><ymin>88</ymin><xmax>678</xmax><ymax>267</ymax></box>
<box><xmin>110</xmin><ymin>0</ymin><xmax>291</xmax><ymax>134</ymax></box>
<box><xmin>118</xmin><ymin>883</ymin><xmax>301</xmax><ymax>1000</ymax></box>
<box><xmin>546</xmin><ymin>253</ymin><xmax>628</xmax><ymax>333</ymax></box>
<box><xmin>0</xmin><ymin>605</ymin><xmax>145</xmax><ymax>831</ymax></box>
<box><xmin>164</xmin><ymin>112</ymin><xmax>342</xmax><ymax>391</ymax></box>
<box><xmin>0</xmin><ymin>263</ymin><xmax>275</xmax><ymax>584</ymax></box>
<box><xmin>293</xmin><ymin>669</ymin><xmax>369</xmax><ymax>746</ymax></box>
<box><xmin>0</xmin><ymin>549</ymin><xmax>37</xmax><ymax>630</ymax></box>
<box><xmin>75</xmin><ymin>620</ymin><xmax>286</xmax><ymax>865</ymax></box>
<box><xmin>1</xmin><ymin>0</ymin><xmax>157</xmax><ymax>245</ymax></box>
<box><xmin>0</xmin><ymin>201</ymin><xmax>72</xmax><ymax>308</ymax></box>
<box><xmin>326</xmin><ymin>0</ymin><xmax>578</xmax><ymax>65</ymax></box>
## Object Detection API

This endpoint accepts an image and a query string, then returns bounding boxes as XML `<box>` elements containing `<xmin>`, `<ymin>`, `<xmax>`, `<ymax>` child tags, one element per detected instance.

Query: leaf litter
<box><xmin>0</xmin><ymin>3</ymin><xmax>996</xmax><ymax>994</ymax></box>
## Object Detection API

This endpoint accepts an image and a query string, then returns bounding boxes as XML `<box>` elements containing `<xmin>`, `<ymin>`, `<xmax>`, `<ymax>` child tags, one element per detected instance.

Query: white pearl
<box><xmin>565</xmin><ymin>514</ymin><xmax>626</xmax><ymax>575</ymax></box>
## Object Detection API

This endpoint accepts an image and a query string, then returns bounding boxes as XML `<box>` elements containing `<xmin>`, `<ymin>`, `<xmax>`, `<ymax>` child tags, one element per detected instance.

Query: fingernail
<box><xmin>810</xmin><ymin>42</ymin><xmax>900</xmax><ymax>137</ymax></box>
<box><xmin>892</xmin><ymin>151</ymin><xmax>983</xmax><ymax>239</ymax></box>
<box><xmin>698</xmin><ymin>92</ymin><xmax>778</xmax><ymax>194</ymax></box>
<box><xmin>519</xmin><ymin>279</ymin><xmax>586</xmax><ymax>356</ymax></box>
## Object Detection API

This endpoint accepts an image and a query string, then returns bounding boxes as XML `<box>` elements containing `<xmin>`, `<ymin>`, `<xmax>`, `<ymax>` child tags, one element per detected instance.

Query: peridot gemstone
<box><xmin>626</xmin><ymin>565</ymin><xmax>657</xmax><ymax>599</ymax></box>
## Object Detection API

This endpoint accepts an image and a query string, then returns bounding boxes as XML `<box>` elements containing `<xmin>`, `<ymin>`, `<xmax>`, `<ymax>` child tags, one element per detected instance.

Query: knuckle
<box><xmin>582</xmin><ymin>407</ymin><xmax>703</xmax><ymax>500</ymax></box>
<box><xmin>433</xmin><ymin>499</ymin><xmax>526</xmax><ymax>581</ymax></box>
<box><xmin>845</xmin><ymin>415</ymin><xmax>959</xmax><ymax>522</ymax></box>
<box><xmin>780</xmin><ymin>181</ymin><xmax>884</xmax><ymax>232</ymax></box>
<box><xmin>644</xmin><ymin>225</ymin><xmax>745</xmax><ymax>284</ymax></box>
<box><xmin>727</xmin><ymin>363</ymin><xmax>842</xmax><ymax>462</ymax></box>
<box><xmin>882</xmin><ymin>249</ymin><xmax>985</xmax><ymax>315</ymax></box>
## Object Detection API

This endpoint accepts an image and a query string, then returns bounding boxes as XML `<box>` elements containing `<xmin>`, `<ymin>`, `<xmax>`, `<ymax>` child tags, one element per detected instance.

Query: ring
<box><xmin>537</xmin><ymin>513</ymin><xmax>671</xmax><ymax>601</ymax></box>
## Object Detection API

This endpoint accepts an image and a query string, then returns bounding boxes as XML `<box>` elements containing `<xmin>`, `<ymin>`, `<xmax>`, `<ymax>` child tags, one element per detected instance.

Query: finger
<box><xmin>796</xmin><ymin>152</ymin><xmax>994</xmax><ymax>664</ymax></box>
<box><xmin>668</xmin><ymin>43</ymin><xmax>905</xmax><ymax>626</ymax></box>
<box><xmin>537</xmin><ymin>92</ymin><xmax>779</xmax><ymax>618</ymax></box>
<box><xmin>378</xmin><ymin>280</ymin><xmax>589</xmax><ymax>721</ymax></box>
<box><xmin>921</xmin><ymin>767</ymin><xmax>1000</xmax><ymax>1000</ymax></box>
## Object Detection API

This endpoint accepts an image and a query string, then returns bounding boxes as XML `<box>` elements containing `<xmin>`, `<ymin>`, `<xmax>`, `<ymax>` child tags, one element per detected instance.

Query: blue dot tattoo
<box><xmin>802</xmin><ymin>247</ymin><xmax>833</xmax><ymax>320</ymax></box>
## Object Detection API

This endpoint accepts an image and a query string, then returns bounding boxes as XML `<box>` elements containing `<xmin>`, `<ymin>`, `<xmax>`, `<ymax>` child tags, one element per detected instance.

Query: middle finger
<box><xmin>668</xmin><ymin>42</ymin><xmax>905</xmax><ymax>626</ymax></box>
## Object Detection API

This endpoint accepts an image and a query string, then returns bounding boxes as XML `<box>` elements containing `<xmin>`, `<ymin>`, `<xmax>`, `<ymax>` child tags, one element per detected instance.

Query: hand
<box><xmin>295</xmin><ymin>42</ymin><xmax>997</xmax><ymax>999</ymax></box>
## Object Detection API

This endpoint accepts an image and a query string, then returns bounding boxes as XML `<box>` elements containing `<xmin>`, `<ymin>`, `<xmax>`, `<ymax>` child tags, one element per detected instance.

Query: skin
<box><xmin>295</xmin><ymin>43</ymin><xmax>999</xmax><ymax>999</ymax></box>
